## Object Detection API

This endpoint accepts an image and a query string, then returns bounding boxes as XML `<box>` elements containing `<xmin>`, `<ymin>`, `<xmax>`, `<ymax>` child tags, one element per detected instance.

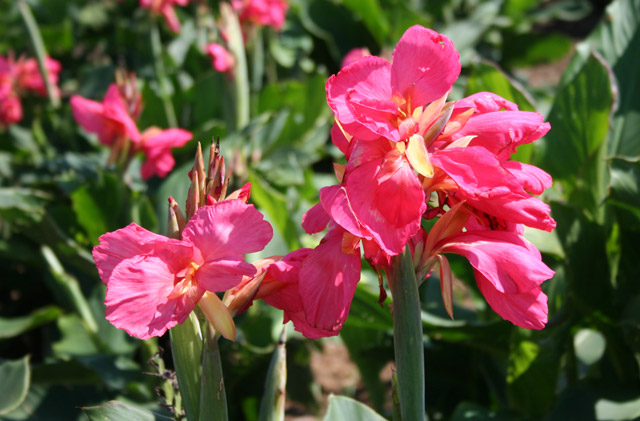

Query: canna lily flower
<box><xmin>139</xmin><ymin>0</ymin><xmax>192</xmax><ymax>34</ymax></box>
<box><xmin>93</xmin><ymin>199</ymin><xmax>273</xmax><ymax>340</ymax></box>
<box><xmin>14</xmin><ymin>57</ymin><xmax>62</xmax><ymax>98</ymax></box>
<box><xmin>139</xmin><ymin>127</ymin><xmax>193</xmax><ymax>179</ymax></box>
<box><xmin>70</xmin><ymin>84</ymin><xmax>141</xmax><ymax>146</ymax></box>
<box><xmin>326</xmin><ymin>25</ymin><xmax>461</xmax><ymax>142</ymax></box>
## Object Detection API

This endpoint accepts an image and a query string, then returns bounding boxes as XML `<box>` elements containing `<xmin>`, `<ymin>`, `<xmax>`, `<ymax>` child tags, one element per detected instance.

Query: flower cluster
<box><xmin>0</xmin><ymin>54</ymin><xmax>61</xmax><ymax>127</ymax></box>
<box><xmin>70</xmin><ymin>72</ymin><xmax>192</xmax><ymax>179</ymax></box>
<box><xmin>235</xmin><ymin>25</ymin><xmax>556</xmax><ymax>337</ymax></box>
<box><xmin>93</xmin><ymin>143</ymin><xmax>273</xmax><ymax>340</ymax></box>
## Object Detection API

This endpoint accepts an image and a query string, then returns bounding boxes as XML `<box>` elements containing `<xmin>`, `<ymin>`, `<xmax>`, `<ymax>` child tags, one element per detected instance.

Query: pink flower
<box><xmin>139</xmin><ymin>127</ymin><xmax>192</xmax><ymax>179</ymax></box>
<box><xmin>70</xmin><ymin>84</ymin><xmax>141</xmax><ymax>146</ymax></box>
<box><xmin>93</xmin><ymin>199</ymin><xmax>273</xmax><ymax>339</ymax></box>
<box><xmin>326</xmin><ymin>25</ymin><xmax>461</xmax><ymax>142</ymax></box>
<box><xmin>0</xmin><ymin>79</ymin><xmax>22</xmax><ymax>127</ymax></box>
<box><xmin>14</xmin><ymin>57</ymin><xmax>62</xmax><ymax>97</ymax></box>
<box><xmin>340</xmin><ymin>48</ymin><xmax>371</xmax><ymax>69</ymax></box>
<box><xmin>206</xmin><ymin>43</ymin><xmax>235</xmax><ymax>73</ymax></box>
<box><xmin>231</xmin><ymin>0</ymin><xmax>289</xmax><ymax>30</ymax></box>
<box><xmin>139</xmin><ymin>0</ymin><xmax>192</xmax><ymax>33</ymax></box>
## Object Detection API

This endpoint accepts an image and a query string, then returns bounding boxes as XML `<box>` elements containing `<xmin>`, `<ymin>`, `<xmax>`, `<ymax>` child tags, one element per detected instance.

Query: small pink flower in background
<box><xmin>206</xmin><ymin>43</ymin><xmax>235</xmax><ymax>73</ymax></box>
<box><xmin>231</xmin><ymin>0</ymin><xmax>289</xmax><ymax>30</ymax></box>
<box><xmin>70</xmin><ymin>84</ymin><xmax>141</xmax><ymax>146</ymax></box>
<box><xmin>93</xmin><ymin>199</ymin><xmax>273</xmax><ymax>339</ymax></box>
<box><xmin>14</xmin><ymin>57</ymin><xmax>62</xmax><ymax>97</ymax></box>
<box><xmin>139</xmin><ymin>127</ymin><xmax>192</xmax><ymax>179</ymax></box>
<box><xmin>0</xmin><ymin>54</ymin><xmax>61</xmax><ymax>128</ymax></box>
<box><xmin>71</xmin><ymin>81</ymin><xmax>191</xmax><ymax>179</ymax></box>
<box><xmin>139</xmin><ymin>0</ymin><xmax>192</xmax><ymax>33</ymax></box>
<box><xmin>340</xmin><ymin>47</ymin><xmax>371</xmax><ymax>69</ymax></box>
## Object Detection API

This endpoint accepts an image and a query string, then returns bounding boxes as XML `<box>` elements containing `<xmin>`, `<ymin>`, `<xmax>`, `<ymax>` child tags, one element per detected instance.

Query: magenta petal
<box><xmin>326</xmin><ymin>56</ymin><xmax>397</xmax><ymax>141</ymax></box>
<box><xmin>476</xmin><ymin>271</ymin><xmax>548</xmax><ymax>329</ymax></box>
<box><xmin>141</xmin><ymin>151</ymin><xmax>175</xmax><ymax>180</ymax></box>
<box><xmin>502</xmin><ymin>161</ymin><xmax>552</xmax><ymax>195</ymax></box>
<box><xmin>454</xmin><ymin>111</ymin><xmax>550</xmax><ymax>160</ymax></box>
<box><xmin>346</xmin><ymin>153</ymin><xmax>425</xmax><ymax>255</ymax></box>
<box><xmin>143</xmin><ymin>128</ymin><xmax>192</xmax><ymax>151</ymax></box>
<box><xmin>298</xmin><ymin>226</ymin><xmax>361</xmax><ymax>333</ymax></box>
<box><xmin>92</xmin><ymin>223</ymin><xmax>192</xmax><ymax>284</ymax></box>
<box><xmin>196</xmin><ymin>259</ymin><xmax>257</xmax><ymax>292</ymax></box>
<box><xmin>455</xmin><ymin>92</ymin><xmax>519</xmax><ymax>113</ymax></box>
<box><xmin>319</xmin><ymin>185</ymin><xmax>370</xmax><ymax>239</ymax></box>
<box><xmin>102</xmin><ymin>84</ymin><xmax>141</xmax><ymax>142</ymax></box>
<box><xmin>301</xmin><ymin>202</ymin><xmax>330</xmax><ymax>234</ymax></box>
<box><xmin>70</xmin><ymin>96</ymin><xmax>111</xmax><ymax>144</ymax></box>
<box><xmin>182</xmin><ymin>200</ymin><xmax>273</xmax><ymax>262</ymax></box>
<box><xmin>440</xmin><ymin>230</ymin><xmax>555</xmax><ymax>294</ymax></box>
<box><xmin>104</xmin><ymin>251</ymin><xmax>194</xmax><ymax>340</ymax></box>
<box><xmin>391</xmin><ymin>25</ymin><xmax>460</xmax><ymax>108</ymax></box>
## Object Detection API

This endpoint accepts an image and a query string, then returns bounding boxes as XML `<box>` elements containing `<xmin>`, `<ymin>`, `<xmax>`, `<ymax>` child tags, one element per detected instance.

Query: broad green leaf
<box><xmin>341</xmin><ymin>0</ymin><xmax>390</xmax><ymax>45</ymax></box>
<box><xmin>587</xmin><ymin>0</ymin><xmax>640</xmax><ymax>159</ymax></box>
<box><xmin>0</xmin><ymin>356</ymin><xmax>30</xmax><ymax>416</ymax></box>
<box><xmin>507</xmin><ymin>339</ymin><xmax>560</xmax><ymax>417</ymax></box>
<box><xmin>0</xmin><ymin>188</ymin><xmax>49</xmax><ymax>225</ymax></box>
<box><xmin>170</xmin><ymin>313</ymin><xmax>203</xmax><ymax>421</ymax></box>
<box><xmin>323</xmin><ymin>395</ymin><xmax>386</xmax><ymax>421</ymax></box>
<box><xmin>52</xmin><ymin>315</ymin><xmax>99</xmax><ymax>357</ymax></box>
<box><xmin>82</xmin><ymin>400</ymin><xmax>172</xmax><ymax>421</ymax></box>
<box><xmin>609</xmin><ymin>159</ymin><xmax>640</xmax><ymax>210</ymax></box>
<box><xmin>537</xmin><ymin>52</ymin><xmax>615</xmax><ymax>220</ymax></box>
<box><xmin>466</xmin><ymin>60</ymin><xmax>536</xmax><ymax>112</ymax></box>
<box><xmin>0</xmin><ymin>306</ymin><xmax>62</xmax><ymax>339</ymax></box>
<box><xmin>502</xmin><ymin>33</ymin><xmax>573</xmax><ymax>68</ymax></box>
<box><xmin>248</xmin><ymin>174</ymin><xmax>301</xmax><ymax>250</ymax></box>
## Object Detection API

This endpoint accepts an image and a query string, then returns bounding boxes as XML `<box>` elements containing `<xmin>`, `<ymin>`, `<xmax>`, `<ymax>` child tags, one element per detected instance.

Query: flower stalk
<box><xmin>389</xmin><ymin>246</ymin><xmax>425</xmax><ymax>421</ymax></box>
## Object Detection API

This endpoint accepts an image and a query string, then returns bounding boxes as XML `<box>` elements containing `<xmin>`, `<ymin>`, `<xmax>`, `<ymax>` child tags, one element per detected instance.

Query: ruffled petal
<box><xmin>439</xmin><ymin>230</ymin><xmax>554</xmax><ymax>294</ymax></box>
<box><xmin>102</xmin><ymin>84</ymin><xmax>141</xmax><ymax>142</ymax></box>
<box><xmin>70</xmin><ymin>96</ymin><xmax>111</xmax><ymax>144</ymax></box>
<box><xmin>391</xmin><ymin>25</ymin><xmax>460</xmax><ymax>109</ymax></box>
<box><xmin>476</xmin><ymin>271</ymin><xmax>548</xmax><ymax>330</ymax></box>
<box><xmin>196</xmin><ymin>259</ymin><xmax>257</xmax><ymax>292</ymax></box>
<box><xmin>301</xmin><ymin>202</ymin><xmax>330</xmax><ymax>234</ymax></box>
<box><xmin>319</xmin><ymin>185</ymin><xmax>370</xmax><ymax>239</ymax></box>
<box><xmin>182</xmin><ymin>200</ymin><xmax>273</xmax><ymax>262</ymax></box>
<box><xmin>326</xmin><ymin>56</ymin><xmax>397</xmax><ymax>140</ymax></box>
<box><xmin>104</xmin><ymin>248</ymin><xmax>196</xmax><ymax>340</ymax></box>
<box><xmin>298</xmin><ymin>226</ymin><xmax>361</xmax><ymax>333</ymax></box>
<box><xmin>92</xmin><ymin>223</ymin><xmax>192</xmax><ymax>284</ymax></box>
<box><xmin>502</xmin><ymin>161</ymin><xmax>553</xmax><ymax>195</ymax></box>
<box><xmin>455</xmin><ymin>92</ymin><xmax>519</xmax><ymax>113</ymax></box>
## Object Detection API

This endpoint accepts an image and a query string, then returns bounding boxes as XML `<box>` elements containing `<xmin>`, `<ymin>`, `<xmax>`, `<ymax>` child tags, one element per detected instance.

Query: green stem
<box><xmin>223</xmin><ymin>4</ymin><xmax>250</xmax><ymax>131</ymax></box>
<box><xmin>249</xmin><ymin>29</ymin><xmax>264</xmax><ymax>118</ymax></box>
<box><xmin>150</xmin><ymin>22</ymin><xmax>178</xmax><ymax>128</ymax></box>
<box><xmin>258</xmin><ymin>327</ymin><xmax>287</xmax><ymax>421</ymax></box>
<box><xmin>170</xmin><ymin>312</ymin><xmax>203</xmax><ymax>421</ymax></box>
<box><xmin>17</xmin><ymin>0</ymin><xmax>59</xmax><ymax>108</ymax></box>
<box><xmin>389</xmin><ymin>246</ymin><xmax>425</xmax><ymax>421</ymax></box>
<box><xmin>198</xmin><ymin>324</ymin><xmax>228</xmax><ymax>421</ymax></box>
<box><xmin>40</xmin><ymin>245</ymin><xmax>98</xmax><ymax>334</ymax></box>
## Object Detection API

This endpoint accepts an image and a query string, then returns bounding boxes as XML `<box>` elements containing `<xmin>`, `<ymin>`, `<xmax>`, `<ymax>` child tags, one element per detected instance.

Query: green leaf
<box><xmin>0</xmin><ymin>188</ymin><xmax>49</xmax><ymax>225</ymax></box>
<box><xmin>323</xmin><ymin>395</ymin><xmax>386</xmax><ymax>421</ymax></box>
<box><xmin>587</xmin><ymin>0</ymin><xmax>640</xmax><ymax>159</ymax></box>
<box><xmin>258</xmin><ymin>328</ymin><xmax>287</xmax><ymax>421</ymax></box>
<box><xmin>507</xmin><ymin>339</ymin><xmax>560</xmax><ymax>417</ymax></box>
<box><xmin>0</xmin><ymin>306</ymin><xmax>62</xmax><ymax>339</ymax></box>
<box><xmin>170</xmin><ymin>313</ymin><xmax>203</xmax><ymax>421</ymax></box>
<box><xmin>466</xmin><ymin>60</ymin><xmax>536</xmax><ymax>112</ymax></box>
<box><xmin>0</xmin><ymin>356</ymin><xmax>30</xmax><ymax>416</ymax></box>
<box><xmin>537</xmin><ymin>52</ymin><xmax>615</xmax><ymax>220</ymax></box>
<box><xmin>341</xmin><ymin>0</ymin><xmax>390</xmax><ymax>45</ymax></box>
<box><xmin>248</xmin><ymin>174</ymin><xmax>301</xmax><ymax>250</ymax></box>
<box><xmin>82</xmin><ymin>400</ymin><xmax>173</xmax><ymax>421</ymax></box>
<box><xmin>502</xmin><ymin>33</ymin><xmax>573</xmax><ymax>68</ymax></box>
<box><xmin>609</xmin><ymin>159</ymin><xmax>640</xmax><ymax>210</ymax></box>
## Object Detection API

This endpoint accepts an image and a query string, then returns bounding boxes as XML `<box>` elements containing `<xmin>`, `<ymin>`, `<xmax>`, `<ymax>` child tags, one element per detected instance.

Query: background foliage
<box><xmin>1</xmin><ymin>0</ymin><xmax>639</xmax><ymax>419</ymax></box>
